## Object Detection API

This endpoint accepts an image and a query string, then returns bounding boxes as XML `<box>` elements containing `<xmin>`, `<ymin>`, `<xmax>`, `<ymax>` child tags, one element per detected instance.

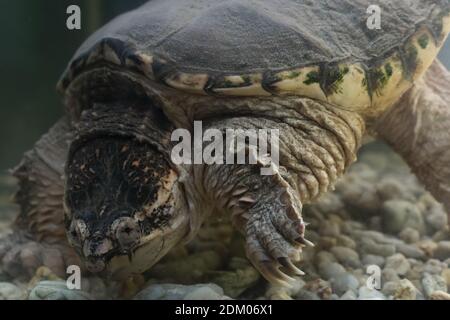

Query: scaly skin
<box><xmin>374</xmin><ymin>60</ymin><xmax>450</xmax><ymax>223</ymax></box>
<box><xmin>193</xmin><ymin>99</ymin><xmax>365</xmax><ymax>286</ymax></box>
<box><xmin>0</xmin><ymin>118</ymin><xmax>80</xmax><ymax>278</ymax></box>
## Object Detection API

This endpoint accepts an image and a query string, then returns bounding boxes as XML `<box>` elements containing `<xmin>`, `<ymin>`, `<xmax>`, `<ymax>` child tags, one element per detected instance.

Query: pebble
<box><xmin>382</xmin><ymin>268</ymin><xmax>400</xmax><ymax>282</ymax></box>
<box><xmin>134</xmin><ymin>283</ymin><xmax>231</xmax><ymax>300</ymax></box>
<box><xmin>338</xmin><ymin>179</ymin><xmax>381</xmax><ymax>217</ymax></box>
<box><xmin>359</xmin><ymin>238</ymin><xmax>396</xmax><ymax>257</ymax></box>
<box><xmin>314</xmin><ymin>251</ymin><xmax>337</xmax><ymax>266</ymax></box>
<box><xmin>28</xmin><ymin>281</ymin><xmax>93</xmax><ymax>300</ymax></box>
<box><xmin>318</xmin><ymin>262</ymin><xmax>346</xmax><ymax>280</ymax></box>
<box><xmin>303</xmin><ymin>279</ymin><xmax>332</xmax><ymax>300</ymax></box>
<box><xmin>395</xmin><ymin>243</ymin><xmax>426</xmax><ymax>259</ymax></box>
<box><xmin>266</xmin><ymin>277</ymin><xmax>305</xmax><ymax>300</ymax></box>
<box><xmin>336</xmin><ymin>235</ymin><xmax>357</xmax><ymax>249</ymax></box>
<box><xmin>422</xmin><ymin>273</ymin><xmax>447</xmax><ymax>298</ymax></box>
<box><xmin>388</xmin><ymin>279</ymin><xmax>417</xmax><ymax>300</ymax></box>
<box><xmin>331</xmin><ymin>273</ymin><xmax>359</xmax><ymax>296</ymax></box>
<box><xmin>319</xmin><ymin>221</ymin><xmax>341</xmax><ymax>237</ymax></box>
<box><xmin>377</xmin><ymin>177</ymin><xmax>415</xmax><ymax>202</ymax></box>
<box><xmin>314</xmin><ymin>193</ymin><xmax>345</xmax><ymax>214</ymax></box>
<box><xmin>330</xmin><ymin>246</ymin><xmax>361</xmax><ymax>268</ymax></box>
<box><xmin>347</xmin><ymin>163</ymin><xmax>378</xmax><ymax>182</ymax></box>
<box><xmin>381</xmin><ymin>200</ymin><xmax>425</xmax><ymax>235</ymax></box>
<box><xmin>0</xmin><ymin>282</ymin><xmax>24</xmax><ymax>300</ymax></box>
<box><xmin>433</xmin><ymin>230</ymin><xmax>450</xmax><ymax>242</ymax></box>
<box><xmin>441</xmin><ymin>268</ymin><xmax>450</xmax><ymax>286</ymax></box>
<box><xmin>423</xmin><ymin>259</ymin><xmax>446</xmax><ymax>275</ymax></box>
<box><xmin>399</xmin><ymin>228</ymin><xmax>420</xmax><ymax>244</ymax></box>
<box><xmin>433</xmin><ymin>241</ymin><xmax>450</xmax><ymax>261</ymax></box>
<box><xmin>340</xmin><ymin>290</ymin><xmax>357</xmax><ymax>300</ymax></box>
<box><xmin>362</xmin><ymin>254</ymin><xmax>385</xmax><ymax>268</ymax></box>
<box><xmin>357</xmin><ymin>287</ymin><xmax>386</xmax><ymax>300</ymax></box>
<box><xmin>294</xmin><ymin>289</ymin><xmax>320</xmax><ymax>300</ymax></box>
<box><xmin>385</xmin><ymin>254</ymin><xmax>411</xmax><ymax>276</ymax></box>
<box><xmin>429</xmin><ymin>291</ymin><xmax>450</xmax><ymax>300</ymax></box>
<box><xmin>418</xmin><ymin>240</ymin><xmax>438</xmax><ymax>257</ymax></box>
<box><xmin>341</xmin><ymin>221</ymin><xmax>365</xmax><ymax>234</ymax></box>
<box><xmin>423</xmin><ymin>203</ymin><xmax>448</xmax><ymax>232</ymax></box>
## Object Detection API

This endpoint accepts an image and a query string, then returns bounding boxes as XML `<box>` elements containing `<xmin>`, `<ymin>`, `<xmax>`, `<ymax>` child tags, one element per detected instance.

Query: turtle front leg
<box><xmin>194</xmin><ymin>99</ymin><xmax>365</xmax><ymax>286</ymax></box>
<box><xmin>0</xmin><ymin>117</ymin><xmax>80</xmax><ymax>278</ymax></box>
<box><xmin>374</xmin><ymin>60</ymin><xmax>450</xmax><ymax>225</ymax></box>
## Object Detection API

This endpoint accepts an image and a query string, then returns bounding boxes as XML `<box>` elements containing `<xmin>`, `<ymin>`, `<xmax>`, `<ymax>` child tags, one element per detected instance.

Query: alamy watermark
<box><xmin>66</xmin><ymin>5</ymin><xmax>81</xmax><ymax>30</ymax></box>
<box><xmin>366</xmin><ymin>265</ymin><xmax>382</xmax><ymax>290</ymax></box>
<box><xmin>171</xmin><ymin>121</ymin><xmax>279</xmax><ymax>176</ymax></box>
<box><xmin>367</xmin><ymin>5</ymin><xmax>382</xmax><ymax>30</ymax></box>
<box><xmin>66</xmin><ymin>265</ymin><xmax>81</xmax><ymax>290</ymax></box>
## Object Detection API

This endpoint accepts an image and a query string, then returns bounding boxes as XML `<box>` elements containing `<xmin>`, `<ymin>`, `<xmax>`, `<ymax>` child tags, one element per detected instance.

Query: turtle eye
<box><xmin>112</xmin><ymin>218</ymin><xmax>141</xmax><ymax>251</ymax></box>
<box><xmin>67</xmin><ymin>219</ymin><xmax>88</xmax><ymax>247</ymax></box>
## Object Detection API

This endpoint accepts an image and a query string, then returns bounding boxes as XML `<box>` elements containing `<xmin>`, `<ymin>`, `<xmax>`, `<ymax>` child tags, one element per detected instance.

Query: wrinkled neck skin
<box><xmin>64</xmin><ymin>101</ymin><xmax>211</xmax><ymax>279</ymax></box>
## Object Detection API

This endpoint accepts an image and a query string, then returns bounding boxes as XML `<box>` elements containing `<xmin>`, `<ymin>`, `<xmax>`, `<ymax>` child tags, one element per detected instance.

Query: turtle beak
<box><xmin>105</xmin><ymin>213</ymin><xmax>190</xmax><ymax>280</ymax></box>
<box><xmin>82</xmin><ymin>236</ymin><xmax>113</xmax><ymax>273</ymax></box>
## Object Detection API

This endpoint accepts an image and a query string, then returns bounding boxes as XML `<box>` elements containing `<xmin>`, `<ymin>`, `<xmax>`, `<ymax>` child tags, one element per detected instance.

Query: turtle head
<box><xmin>63</xmin><ymin>105</ymin><xmax>190</xmax><ymax>279</ymax></box>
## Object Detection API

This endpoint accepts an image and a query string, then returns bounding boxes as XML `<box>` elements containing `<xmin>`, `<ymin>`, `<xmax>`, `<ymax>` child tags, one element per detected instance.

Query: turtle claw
<box><xmin>296</xmin><ymin>237</ymin><xmax>315</xmax><ymax>247</ymax></box>
<box><xmin>0</xmin><ymin>233</ymin><xmax>80</xmax><ymax>279</ymax></box>
<box><xmin>258</xmin><ymin>260</ymin><xmax>296</xmax><ymax>288</ymax></box>
<box><xmin>278</xmin><ymin>257</ymin><xmax>305</xmax><ymax>276</ymax></box>
<box><xmin>244</xmin><ymin>204</ymin><xmax>307</xmax><ymax>286</ymax></box>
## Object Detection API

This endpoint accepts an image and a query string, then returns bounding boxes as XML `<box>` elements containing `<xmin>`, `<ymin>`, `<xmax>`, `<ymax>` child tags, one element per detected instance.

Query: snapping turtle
<box><xmin>1</xmin><ymin>0</ymin><xmax>450</xmax><ymax>287</ymax></box>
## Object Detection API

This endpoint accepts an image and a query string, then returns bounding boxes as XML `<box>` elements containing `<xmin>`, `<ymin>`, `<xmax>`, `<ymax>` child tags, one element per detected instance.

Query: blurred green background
<box><xmin>0</xmin><ymin>0</ymin><xmax>449</xmax><ymax>173</ymax></box>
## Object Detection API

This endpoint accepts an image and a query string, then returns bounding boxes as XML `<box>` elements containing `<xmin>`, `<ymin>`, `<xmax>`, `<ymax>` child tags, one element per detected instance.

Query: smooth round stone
<box><xmin>0</xmin><ymin>282</ymin><xmax>25</xmax><ymax>300</ymax></box>
<box><xmin>385</xmin><ymin>254</ymin><xmax>411</xmax><ymax>276</ymax></box>
<box><xmin>382</xmin><ymin>281</ymin><xmax>398</xmax><ymax>297</ymax></box>
<box><xmin>318</xmin><ymin>262</ymin><xmax>346</xmax><ymax>280</ymax></box>
<box><xmin>423</xmin><ymin>259</ymin><xmax>446</xmax><ymax>275</ymax></box>
<box><xmin>389</xmin><ymin>279</ymin><xmax>417</xmax><ymax>300</ymax></box>
<box><xmin>184</xmin><ymin>287</ymin><xmax>227</xmax><ymax>300</ymax></box>
<box><xmin>340</xmin><ymin>290</ymin><xmax>357</xmax><ymax>300</ymax></box>
<box><xmin>359</xmin><ymin>238</ymin><xmax>396</xmax><ymax>257</ymax></box>
<box><xmin>395</xmin><ymin>243</ymin><xmax>426</xmax><ymax>260</ymax></box>
<box><xmin>347</xmin><ymin>163</ymin><xmax>378</xmax><ymax>182</ymax></box>
<box><xmin>429</xmin><ymin>291</ymin><xmax>450</xmax><ymax>300</ymax></box>
<box><xmin>381</xmin><ymin>200</ymin><xmax>425</xmax><ymax>235</ymax></box>
<box><xmin>432</xmin><ymin>230</ymin><xmax>450</xmax><ymax>242</ymax></box>
<box><xmin>338</xmin><ymin>179</ymin><xmax>381</xmax><ymax>216</ymax></box>
<box><xmin>319</xmin><ymin>220</ymin><xmax>341</xmax><ymax>237</ymax></box>
<box><xmin>135</xmin><ymin>283</ymin><xmax>231</xmax><ymax>300</ymax></box>
<box><xmin>331</xmin><ymin>273</ymin><xmax>359</xmax><ymax>296</ymax></box>
<box><xmin>266</xmin><ymin>277</ymin><xmax>305</xmax><ymax>300</ymax></box>
<box><xmin>376</xmin><ymin>177</ymin><xmax>415</xmax><ymax>202</ymax></box>
<box><xmin>362</xmin><ymin>254</ymin><xmax>385</xmax><ymax>268</ymax></box>
<box><xmin>336</xmin><ymin>235</ymin><xmax>357</xmax><ymax>249</ymax></box>
<box><xmin>331</xmin><ymin>246</ymin><xmax>361</xmax><ymax>268</ymax></box>
<box><xmin>295</xmin><ymin>289</ymin><xmax>320</xmax><ymax>300</ymax></box>
<box><xmin>382</xmin><ymin>268</ymin><xmax>401</xmax><ymax>282</ymax></box>
<box><xmin>357</xmin><ymin>287</ymin><xmax>386</xmax><ymax>300</ymax></box>
<box><xmin>422</xmin><ymin>273</ymin><xmax>447</xmax><ymax>298</ymax></box>
<box><xmin>314</xmin><ymin>193</ymin><xmax>344</xmax><ymax>214</ymax></box>
<box><xmin>29</xmin><ymin>281</ymin><xmax>93</xmax><ymax>300</ymax></box>
<box><xmin>314</xmin><ymin>251</ymin><xmax>337</xmax><ymax>267</ymax></box>
<box><xmin>433</xmin><ymin>241</ymin><xmax>450</xmax><ymax>261</ymax></box>
<box><xmin>424</xmin><ymin>206</ymin><xmax>448</xmax><ymax>232</ymax></box>
<box><xmin>399</xmin><ymin>228</ymin><xmax>420</xmax><ymax>244</ymax></box>
<box><xmin>441</xmin><ymin>268</ymin><xmax>450</xmax><ymax>285</ymax></box>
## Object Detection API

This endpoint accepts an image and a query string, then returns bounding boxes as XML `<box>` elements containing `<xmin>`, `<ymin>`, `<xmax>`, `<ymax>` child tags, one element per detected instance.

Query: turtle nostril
<box><xmin>116</xmin><ymin>222</ymin><xmax>140</xmax><ymax>250</ymax></box>
<box><xmin>83</xmin><ymin>237</ymin><xmax>113</xmax><ymax>258</ymax></box>
<box><xmin>86</xmin><ymin>258</ymin><xmax>106</xmax><ymax>273</ymax></box>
